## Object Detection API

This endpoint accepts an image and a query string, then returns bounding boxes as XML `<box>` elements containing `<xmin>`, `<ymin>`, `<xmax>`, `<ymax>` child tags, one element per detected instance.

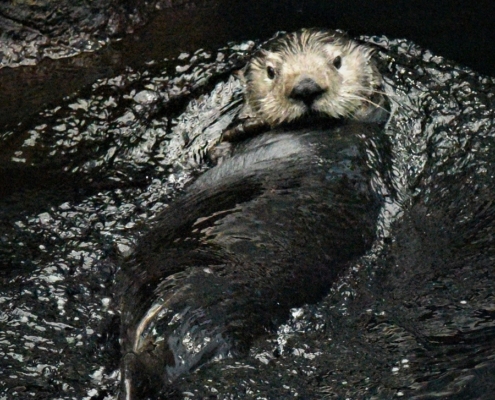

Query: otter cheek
<box><xmin>255</xmin><ymin>79</ymin><xmax>270</xmax><ymax>105</ymax></box>
<box><xmin>340</xmin><ymin>59</ymin><xmax>362</xmax><ymax>86</ymax></box>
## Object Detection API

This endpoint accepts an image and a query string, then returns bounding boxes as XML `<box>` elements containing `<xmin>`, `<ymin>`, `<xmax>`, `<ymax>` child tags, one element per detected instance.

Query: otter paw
<box><xmin>208</xmin><ymin>141</ymin><xmax>234</xmax><ymax>165</ymax></box>
<box><xmin>222</xmin><ymin>118</ymin><xmax>269</xmax><ymax>143</ymax></box>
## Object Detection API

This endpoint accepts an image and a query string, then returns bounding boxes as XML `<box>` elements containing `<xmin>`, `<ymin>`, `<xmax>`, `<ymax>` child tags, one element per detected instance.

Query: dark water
<box><xmin>0</xmin><ymin>40</ymin><xmax>253</xmax><ymax>398</ymax></box>
<box><xmin>1</xmin><ymin>18</ymin><xmax>495</xmax><ymax>400</ymax></box>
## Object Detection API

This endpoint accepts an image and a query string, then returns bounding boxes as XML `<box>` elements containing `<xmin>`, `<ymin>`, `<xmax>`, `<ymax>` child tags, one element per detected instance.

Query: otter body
<box><xmin>119</xmin><ymin>124</ymin><xmax>383</xmax><ymax>398</ymax></box>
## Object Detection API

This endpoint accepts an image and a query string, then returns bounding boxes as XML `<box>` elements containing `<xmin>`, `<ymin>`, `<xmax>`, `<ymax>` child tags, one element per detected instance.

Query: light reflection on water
<box><xmin>0</xmin><ymin>29</ymin><xmax>495</xmax><ymax>399</ymax></box>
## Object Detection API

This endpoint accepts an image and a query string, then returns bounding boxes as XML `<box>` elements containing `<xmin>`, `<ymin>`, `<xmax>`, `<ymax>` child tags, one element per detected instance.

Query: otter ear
<box><xmin>362</xmin><ymin>45</ymin><xmax>377</xmax><ymax>59</ymax></box>
<box><xmin>368</xmin><ymin>47</ymin><xmax>377</xmax><ymax>57</ymax></box>
<box><xmin>233</xmin><ymin>68</ymin><xmax>246</xmax><ymax>83</ymax></box>
<box><xmin>232</xmin><ymin>67</ymin><xmax>247</xmax><ymax>85</ymax></box>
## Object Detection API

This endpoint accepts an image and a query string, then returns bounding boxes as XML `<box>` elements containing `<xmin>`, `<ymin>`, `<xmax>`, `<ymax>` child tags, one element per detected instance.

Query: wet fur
<box><xmin>119</xmin><ymin>126</ymin><xmax>383</xmax><ymax>398</ymax></box>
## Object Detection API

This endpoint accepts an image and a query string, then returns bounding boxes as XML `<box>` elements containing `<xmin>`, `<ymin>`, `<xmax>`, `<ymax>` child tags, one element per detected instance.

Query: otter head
<box><xmin>245</xmin><ymin>29</ymin><xmax>383</xmax><ymax>126</ymax></box>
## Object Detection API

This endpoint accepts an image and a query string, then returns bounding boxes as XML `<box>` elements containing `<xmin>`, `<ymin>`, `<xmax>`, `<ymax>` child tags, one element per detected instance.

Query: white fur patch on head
<box><xmin>245</xmin><ymin>28</ymin><xmax>383</xmax><ymax>126</ymax></box>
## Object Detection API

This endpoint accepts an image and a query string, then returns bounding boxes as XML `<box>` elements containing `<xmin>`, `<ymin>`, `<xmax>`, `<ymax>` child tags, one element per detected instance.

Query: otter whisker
<box><xmin>356</xmin><ymin>88</ymin><xmax>420</xmax><ymax>116</ymax></box>
<box><xmin>344</xmin><ymin>93</ymin><xmax>390</xmax><ymax>114</ymax></box>
<box><xmin>368</xmin><ymin>89</ymin><xmax>400</xmax><ymax>99</ymax></box>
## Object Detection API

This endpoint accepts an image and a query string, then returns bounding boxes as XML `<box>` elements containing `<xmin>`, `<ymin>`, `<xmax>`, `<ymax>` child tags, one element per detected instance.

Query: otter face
<box><xmin>245</xmin><ymin>29</ymin><xmax>383</xmax><ymax>126</ymax></box>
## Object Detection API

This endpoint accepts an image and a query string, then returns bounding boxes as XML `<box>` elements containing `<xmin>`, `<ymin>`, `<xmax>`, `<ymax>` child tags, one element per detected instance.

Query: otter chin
<box><xmin>244</xmin><ymin>28</ymin><xmax>385</xmax><ymax>126</ymax></box>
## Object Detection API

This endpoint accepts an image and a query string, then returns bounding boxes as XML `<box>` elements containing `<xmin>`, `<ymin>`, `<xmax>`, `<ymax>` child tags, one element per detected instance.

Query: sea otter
<box><xmin>118</xmin><ymin>29</ymin><xmax>388</xmax><ymax>399</ymax></box>
<box><xmin>221</xmin><ymin>28</ymin><xmax>387</xmax><ymax>144</ymax></box>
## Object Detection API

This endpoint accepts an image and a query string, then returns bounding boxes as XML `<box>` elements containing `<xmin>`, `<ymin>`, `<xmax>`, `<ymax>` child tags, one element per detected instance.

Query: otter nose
<box><xmin>289</xmin><ymin>77</ymin><xmax>326</xmax><ymax>104</ymax></box>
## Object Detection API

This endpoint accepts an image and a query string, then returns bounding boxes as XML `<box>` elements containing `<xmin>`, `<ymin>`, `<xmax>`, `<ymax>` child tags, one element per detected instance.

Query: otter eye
<box><xmin>266</xmin><ymin>66</ymin><xmax>276</xmax><ymax>79</ymax></box>
<box><xmin>333</xmin><ymin>55</ymin><xmax>342</xmax><ymax>69</ymax></box>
